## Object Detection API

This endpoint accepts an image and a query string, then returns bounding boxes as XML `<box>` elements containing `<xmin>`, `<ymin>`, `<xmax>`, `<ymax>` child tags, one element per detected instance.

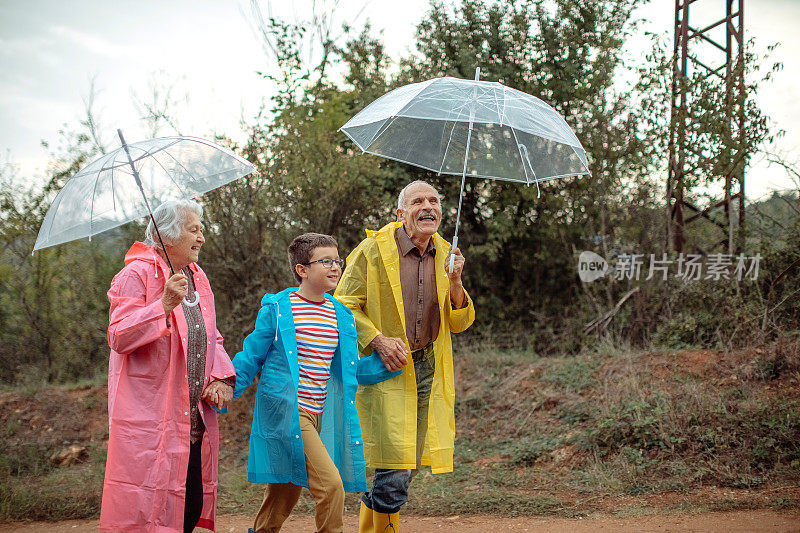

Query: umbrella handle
<box><xmin>183</xmin><ymin>290</ymin><xmax>200</xmax><ymax>307</ymax></box>
<box><xmin>449</xmin><ymin>236</ymin><xmax>458</xmax><ymax>273</ymax></box>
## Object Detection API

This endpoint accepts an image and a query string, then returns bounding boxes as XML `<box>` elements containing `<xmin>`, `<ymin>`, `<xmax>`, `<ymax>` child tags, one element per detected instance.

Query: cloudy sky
<box><xmin>1</xmin><ymin>0</ymin><xmax>798</xmax><ymax>201</ymax></box>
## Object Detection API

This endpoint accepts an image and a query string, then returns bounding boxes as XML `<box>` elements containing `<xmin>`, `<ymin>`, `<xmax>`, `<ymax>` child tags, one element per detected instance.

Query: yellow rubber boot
<box><xmin>358</xmin><ymin>501</ymin><xmax>374</xmax><ymax>533</ymax></box>
<box><xmin>372</xmin><ymin>510</ymin><xmax>399</xmax><ymax>533</ymax></box>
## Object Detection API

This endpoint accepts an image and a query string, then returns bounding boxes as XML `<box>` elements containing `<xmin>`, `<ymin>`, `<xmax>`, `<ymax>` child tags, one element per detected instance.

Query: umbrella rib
<box><xmin>88</xmin><ymin>169</ymin><xmax>101</xmax><ymax>241</ymax></box>
<box><xmin>569</xmin><ymin>144</ymin><xmax>591</xmax><ymax>174</ymax></box>
<box><xmin>363</xmin><ymin>115</ymin><xmax>404</xmax><ymax>150</ymax></box>
<box><xmin>110</xmin><ymin>155</ymin><xmax>117</xmax><ymax>213</ymax></box>
<box><xmin>149</xmin><ymin>151</ymin><xmax>193</xmax><ymax>198</ymax></box>
<box><xmin>160</xmin><ymin>148</ymin><xmax>245</xmax><ymax>195</ymax></box>
<box><xmin>437</xmin><ymin>120</ymin><xmax>459</xmax><ymax>175</ymax></box>
<box><xmin>501</xmin><ymin>88</ymin><xmax>535</xmax><ymax>185</ymax></box>
<box><xmin>435</xmin><ymin>89</ymin><xmax>465</xmax><ymax>174</ymax></box>
<box><xmin>40</xmin><ymin>183</ymin><xmax>68</xmax><ymax>245</ymax></box>
<box><xmin>128</xmin><ymin>138</ymin><xmax>183</xmax><ymax>165</ymax></box>
<box><xmin>160</xmin><ymin>149</ymin><xmax>201</xmax><ymax>189</ymax></box>
<box><xmin>360</xmin><ymin>147</ymin><xmax>583</xmax><ymax>182</ymax></box>
<box><xmin>364</xmin><ymin>81</ymin><xmax>437</xmax><ymax>143</ymax></box>
<box><xmin>356</xmin><ymin>84</ymin><xmax>454</xmax><ymax>151</ymax></box>
<box><xmin>491</xmin><ymin>86</ymin><xmax>503</xmax><ymax>125</ymax></box>
<box><xmin>509</xmin><ymin>126</ymin><xmax>536</xmax><ymax>183</ymax></box>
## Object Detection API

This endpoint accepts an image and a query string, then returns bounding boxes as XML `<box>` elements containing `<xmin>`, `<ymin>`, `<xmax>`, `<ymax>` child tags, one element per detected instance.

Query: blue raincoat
<box><xmin>232</xmin><ymin>288</ymin><xmax>367</xmax><ymax>493</ymax></box>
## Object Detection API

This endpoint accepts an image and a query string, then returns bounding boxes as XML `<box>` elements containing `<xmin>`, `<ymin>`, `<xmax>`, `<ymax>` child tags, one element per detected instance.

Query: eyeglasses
<box><xmin>304</xmin><ymin>258</ymin><xmax>345</xmax><ymax>269</ymax></box>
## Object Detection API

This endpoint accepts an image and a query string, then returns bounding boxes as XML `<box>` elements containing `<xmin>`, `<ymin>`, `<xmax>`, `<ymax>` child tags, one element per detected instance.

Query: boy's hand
<box><xmin>202</xmin><ymin>381</ymin><xmax>233</xmax><ymax>409</ymax></box>
<box><xmin>370</xmin><ymin>334</ymin><xmax>408</xmax><ymax>372</ymax></box>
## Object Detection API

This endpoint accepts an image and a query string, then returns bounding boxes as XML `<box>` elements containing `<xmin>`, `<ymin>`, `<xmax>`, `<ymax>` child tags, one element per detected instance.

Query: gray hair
<box><xmin>397</xmin><ymin>180</ymin><xmax>442</xmax><ymax>211</ymax></box>
<box><xmin>143</xmin><ymin>199</ymin><xmax>203</xmax><ymax>249</ymax></box>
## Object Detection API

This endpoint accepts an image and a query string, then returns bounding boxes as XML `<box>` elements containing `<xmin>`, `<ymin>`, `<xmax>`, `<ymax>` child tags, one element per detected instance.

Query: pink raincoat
<box><xmin>100</xmin><ymin>242</ymin><xmax>235</xmax><ymax>532</ymax></box>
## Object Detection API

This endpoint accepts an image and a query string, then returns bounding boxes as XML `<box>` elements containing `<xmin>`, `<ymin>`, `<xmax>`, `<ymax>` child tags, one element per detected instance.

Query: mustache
<box><xmin>418</xmin><ymin>210</ymin><xmax>437</xmax><ymax>219</ymax></box>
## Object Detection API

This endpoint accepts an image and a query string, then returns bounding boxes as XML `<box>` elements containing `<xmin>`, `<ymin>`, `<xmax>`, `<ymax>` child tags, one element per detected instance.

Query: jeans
<box><xmin>361</xmin><ymin>345</ymin><xmax>435</xmax><ymax>514</ymax></box>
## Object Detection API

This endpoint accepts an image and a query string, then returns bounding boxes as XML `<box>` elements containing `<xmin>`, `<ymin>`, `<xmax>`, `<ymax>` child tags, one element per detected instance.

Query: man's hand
<box><xmin>446</xmin><ymin>246</ymin><xmax>466</xmax><ymax>308</ymax></box>
<box><xmin>201</xmin><ymin>381</ymin><xmax>233</xmax><ymax>410</ymax></box>
<box><xmin>370</xmin><ymin>334</ymin><xmax>408</xmax><ymax>372</ymax></box>
<box><xmin>162</xmin><ymin>273</ymin><xmax>188</xmax><ymax>316</ymax></box>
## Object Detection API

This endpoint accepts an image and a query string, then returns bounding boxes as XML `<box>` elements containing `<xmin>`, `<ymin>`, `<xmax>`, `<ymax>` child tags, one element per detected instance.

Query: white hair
<box><xmin>397</xmin><ymin>180</ymin><xmax>442</xmax><ymax>211</ymax></box>
<box><xmin>143</xmin><ymin>199</ymin><xmax>203</xmax><ymax>249</ymax></box>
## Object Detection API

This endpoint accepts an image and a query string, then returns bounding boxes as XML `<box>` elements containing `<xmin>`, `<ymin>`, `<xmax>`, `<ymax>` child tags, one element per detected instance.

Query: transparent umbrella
<box><xmin>340</xmin><ymin>68</ymin><xmax>591</xmax><ymax>270</ymax></box>
<box><xmin>34</xmin><ymin>130</ymin><xmax>258</xmax><ymax>301</ymax></box>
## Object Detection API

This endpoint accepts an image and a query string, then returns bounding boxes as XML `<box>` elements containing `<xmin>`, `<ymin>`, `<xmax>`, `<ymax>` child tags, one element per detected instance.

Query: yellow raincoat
<box><xmin>335</xmin><ymin>221</ymin><xmax>475</xmax><ymax>473</ymax></box>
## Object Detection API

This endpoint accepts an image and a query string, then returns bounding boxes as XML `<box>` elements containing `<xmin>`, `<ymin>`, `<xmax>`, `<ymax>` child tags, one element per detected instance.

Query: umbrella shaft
<box><xmin>453</xmin><ymin>125</ymin><xmax>473</xmax><ymax>243</ymax></box>
<box><xmin>117</xmin><ymin>129</ymin><xmax>175</xmax><ymax>276</ymax></box>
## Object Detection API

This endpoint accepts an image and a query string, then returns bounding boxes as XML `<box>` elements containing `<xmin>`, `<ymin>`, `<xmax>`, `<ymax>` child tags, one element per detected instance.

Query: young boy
<box><xmin>232</xmin><ymin>233</ymin><xmax>366</xmax><ymax>533</ymax></box>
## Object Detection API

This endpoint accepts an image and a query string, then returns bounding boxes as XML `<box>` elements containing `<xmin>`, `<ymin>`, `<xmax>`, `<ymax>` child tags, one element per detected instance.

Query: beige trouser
<box><xmin>253</xmin><ymin>409</ymin><xmax>345</xmax><ymax>533</ymax></box>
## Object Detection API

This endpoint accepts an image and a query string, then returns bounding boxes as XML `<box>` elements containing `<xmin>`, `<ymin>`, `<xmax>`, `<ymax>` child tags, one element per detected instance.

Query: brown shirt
<box><xmin>395</xmin><ymin>225</ymin><xmax>440</xmax><ymax>351</ymax></box>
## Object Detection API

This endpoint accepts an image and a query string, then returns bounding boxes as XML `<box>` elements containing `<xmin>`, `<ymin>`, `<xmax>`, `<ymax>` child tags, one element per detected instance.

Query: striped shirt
<box><xmin>290</xmin><ymin>292</ymin><xmax>339</xmax><ymax>414</ymax></box>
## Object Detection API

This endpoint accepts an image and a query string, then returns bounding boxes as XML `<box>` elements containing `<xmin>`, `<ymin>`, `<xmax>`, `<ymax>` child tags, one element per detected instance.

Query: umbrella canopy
<box><xmin>340</xmin><ymin>68</ymin><xmax>590</xmax><ymax>271</ymax></box>
<box><xmin>340</xmin><ymin>74</ymin><xmax>590</xmax><ymax>184</ymax></box>
<box><xmin>33</xmin><ymin>135</ymin><xmax>257</xmax><ymax>252</ymax></box>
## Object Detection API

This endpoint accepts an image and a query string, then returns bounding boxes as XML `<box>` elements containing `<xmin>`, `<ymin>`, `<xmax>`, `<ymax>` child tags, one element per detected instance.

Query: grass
<box><xmin>3</xmin><ymin>340</ymin><xmax>800</xmax><ymax>521</ymax></box>
<box><xmin>0</xmin><ymin>445</ymin><xmax>105</xmax><ymax>521</ymax></box>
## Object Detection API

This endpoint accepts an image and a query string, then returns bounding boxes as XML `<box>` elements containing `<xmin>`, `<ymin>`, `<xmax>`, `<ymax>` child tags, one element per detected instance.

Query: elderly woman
<box><xmin>99</xmin><ymin>199</ymin><xmax>235</xmax><ymax>533</ymax></box>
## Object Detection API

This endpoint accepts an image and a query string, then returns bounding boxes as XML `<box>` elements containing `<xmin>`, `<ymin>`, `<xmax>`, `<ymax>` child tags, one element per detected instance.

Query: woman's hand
<box><xmin>201</xmin><ymin>381</ymin><xmax>233</xmax><ymax>410</ymax></box>
<box><xmin>162</xmin><ymin>273</ymin><xmax>188</xmax><ymax>316</ymax></box>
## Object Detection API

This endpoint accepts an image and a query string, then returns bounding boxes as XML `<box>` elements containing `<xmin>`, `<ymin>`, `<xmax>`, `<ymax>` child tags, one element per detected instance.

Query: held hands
<box><xmin>162</xmin><ymin>273</ymin><xmax>188</xmax><ymax>316</ymax></box>
<box><xmin>370</xmin><ymin>334</ymin><xmax>408</xmax><ymax>372</ymax></box>
<box><xmin>201</xmin><ymin>381</ymin><xmax>233</xmax><ymax>410</ymax></box>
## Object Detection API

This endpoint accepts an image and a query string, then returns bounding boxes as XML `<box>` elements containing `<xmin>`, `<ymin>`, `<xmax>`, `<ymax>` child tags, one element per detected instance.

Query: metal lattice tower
<box><xmin>667</xmin><ymin>0</ymin><xmax>745</xmax><ymax>254</ymax></box>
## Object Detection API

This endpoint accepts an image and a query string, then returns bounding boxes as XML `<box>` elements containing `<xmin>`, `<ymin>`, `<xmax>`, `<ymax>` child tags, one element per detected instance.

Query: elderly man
<box><xmin>335</xmin><ymin>180</ymin><xmax>475</xmax><ymax>532</ymax></box>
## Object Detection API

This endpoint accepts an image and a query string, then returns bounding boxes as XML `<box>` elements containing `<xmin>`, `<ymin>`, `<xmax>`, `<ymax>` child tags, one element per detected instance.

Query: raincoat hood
<box><xmin>260</xmin><ymin>286</ymin><xmax>306</xmax><ymax>306</ymax></box>
<box><xmin>123</xmin><ymin>241</ymin><xmax>201</xmax><ymax>278</ymax></box>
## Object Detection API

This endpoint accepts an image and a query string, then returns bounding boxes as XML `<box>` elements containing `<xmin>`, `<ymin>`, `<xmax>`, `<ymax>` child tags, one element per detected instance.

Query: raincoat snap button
<box><xmin>351</xmin><ymin>361</ymin><xmax>355</xmax><ymax>365</ymax></box>
<box><xmin>184</xmin><ymin>412</ymin><xmax>188</xmax><ymax>415</ymax></box>
<box><xmin>195</xmin><ymin>324</ymin><xmax>200</xmax><ymax>329</ymax></box>
<box><xmin>197</xmin><ymin>354</ymin><xmax>201</xmax><ymax>358</ymax></box>
<box><xmin>195</xmin><ymin>381</ymin><xmax>200</xmax><ymax>385</ymax></box>
<box><xmin>295</xmin><ymin>435</ymin><xmax>300</xmax><ymax>439</ymax></box>
<box><xmin>356</xmin><ymin>440</ymin><xmax>360</xmax><ymax>444</ymax></box>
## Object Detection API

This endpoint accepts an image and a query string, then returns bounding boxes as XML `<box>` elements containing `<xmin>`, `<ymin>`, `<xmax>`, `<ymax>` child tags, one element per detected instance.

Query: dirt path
<box><xmin>2</xmin><ymin>510</ymin><xmax>800</xmax><ymax>532</ymax></box>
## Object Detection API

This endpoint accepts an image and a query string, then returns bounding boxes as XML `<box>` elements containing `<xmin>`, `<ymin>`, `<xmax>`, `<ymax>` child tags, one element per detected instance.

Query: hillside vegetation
<box><xmin>2</xmin><ymin>341</ymin><xmax>799</xmax><ymax>522</ymax></box>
